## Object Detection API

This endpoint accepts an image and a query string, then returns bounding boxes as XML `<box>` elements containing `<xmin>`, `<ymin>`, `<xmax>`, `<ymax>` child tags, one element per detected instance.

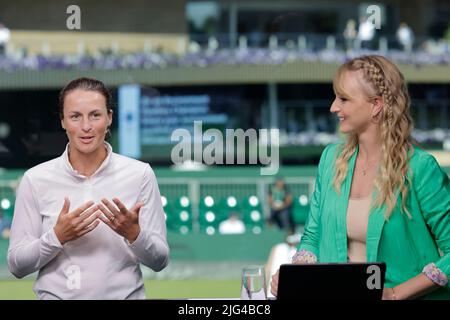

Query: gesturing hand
<box><xmin>53</xmin><ymin>198</ymin><xmax>101</xmax><ymax>245</ymax></box>
<box><xmin>98</xmin><ymin>198</ymin><xmax>143</xmax><ymax>244</ymax></box>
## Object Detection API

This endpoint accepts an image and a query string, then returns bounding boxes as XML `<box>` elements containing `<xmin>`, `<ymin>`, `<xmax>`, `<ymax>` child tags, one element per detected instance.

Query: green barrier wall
<box><xmin>167</xmin><ymin>229</ymin><xmax>286</xmax><ymax>261</ymax></box>
<box><xmin>0</xmin><ymin>229</ymin><xmax>287</xmax><ymax>280</ymax></box>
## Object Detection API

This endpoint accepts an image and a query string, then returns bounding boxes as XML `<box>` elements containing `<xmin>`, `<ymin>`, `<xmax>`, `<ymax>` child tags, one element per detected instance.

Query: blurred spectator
<box><xmin>219</xmin><ymin>212</ymin><xmax>246</xmax><ymax>234</ymax></box>
<box><xmin>423</xmin><ymin>39</ymin><xmax>449</xmax><ymax>55</ymax></box>
<box><xmin>357</xmin><ymin>16</ymin><xmax>375</xmax><ymax>49</ymax></box>
<box><xmin>265</xmin><ymin>233</ymin><xmax>301</xmax><ymax>298</ymax></box>
<box><xmin>343</xmin><ymin>19</ymin><xmax>357</xmax><ymax>51</ymax></box>
<box><xmin>316</xmin><ymin>115</ymin><xmax>329</xmax><ymax>132</ymax></box>
<box><xmin>268</xmin><ymin>177</ymin><xmax>295</xmax><ymax>234</ymax></box>
<box><xmin>286</xmin><ymin>109</ymin><xmax>300</xmax><ymax>133</ymax></box>
<box><xmin>446</xmin><ymin>24</ymin><xmax>450</xmax><ymax>44</ymax></box>
<box><xmin>396</xmin><ymin>22</ymin><xmax>414</xmax><ymax>52</ymax></box>
<box><xmin>0</xmin><ymin>23</ymin><xmax>10</xmax><ymax>56</ymax></box>
<box><xmin>248</xmin><ymin>30</ymin><xmax>264</xmax><ymax>47</ymax></box>
<box><xmin>0</xmin><ymin>209</ymin><xmax>11</xmax><ymax>240</ymax></box>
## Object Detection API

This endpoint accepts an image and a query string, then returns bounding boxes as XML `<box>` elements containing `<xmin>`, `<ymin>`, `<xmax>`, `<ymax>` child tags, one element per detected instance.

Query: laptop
<box><xmin>277</xmin><ymin>262</ymin><xmax>386</xmax><ymax>300</ymax></box>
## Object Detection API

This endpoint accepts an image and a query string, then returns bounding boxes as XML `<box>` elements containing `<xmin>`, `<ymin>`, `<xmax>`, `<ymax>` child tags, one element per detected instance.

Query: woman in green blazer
<box><xmin>271</xmin><ymin>55</ymin><xmax>449</xmax><ymax>300</ymax></box>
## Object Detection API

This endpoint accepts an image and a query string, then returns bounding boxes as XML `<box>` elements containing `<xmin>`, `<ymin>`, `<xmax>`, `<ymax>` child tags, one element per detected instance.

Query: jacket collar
<box><xmin>336</xmin><ymin>144</ymin><xmax>386</xmax><ymax>262</ymax></box>
<box><xmin>62</xmin><ymin>142</ymin><xmax>113</xmax><ymax>179</ymax></box>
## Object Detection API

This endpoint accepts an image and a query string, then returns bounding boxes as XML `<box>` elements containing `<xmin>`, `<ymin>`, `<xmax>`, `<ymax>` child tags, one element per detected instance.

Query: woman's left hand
<box><xmin>98</xmin><ymin>198</ymin><xmax>144</xmax><ymax>243</ymax></box>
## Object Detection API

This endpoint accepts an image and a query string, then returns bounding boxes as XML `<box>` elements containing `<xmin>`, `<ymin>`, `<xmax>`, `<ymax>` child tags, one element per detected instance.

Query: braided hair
<box><xmin>332</xmin><ymin>55</ymin><xmax>415</xmax><ymax>220</ymax></box>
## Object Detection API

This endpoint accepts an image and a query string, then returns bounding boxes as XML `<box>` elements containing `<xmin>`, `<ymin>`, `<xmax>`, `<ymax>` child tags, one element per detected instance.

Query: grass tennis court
<box><xmin>0</xmin><ymin>279</ymin><xmax>241</xmax><ymax>300</ymax></box>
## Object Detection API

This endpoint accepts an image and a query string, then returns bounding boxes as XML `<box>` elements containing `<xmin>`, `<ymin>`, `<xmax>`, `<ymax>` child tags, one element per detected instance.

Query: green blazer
<box><xmin>298</xmin><ymin>143</ymin><xmax>450</xmax><ymax>300</ymax></box>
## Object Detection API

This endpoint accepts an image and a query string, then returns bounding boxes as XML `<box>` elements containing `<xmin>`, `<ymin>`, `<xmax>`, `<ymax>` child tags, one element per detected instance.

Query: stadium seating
<box><xmin>0</xmin><ymin>176</ymin><xmax>319</xmax><ymax>235</ymax></box>
<box><xmin>217</xmin><ymin>196</ymin><xmax>241</xmax><ymax>221</ymax></box>
<box><xmin>2</xmin><ymin>45</ymin><xmax>450</xmax><ymax>72</ymax></box>
<box><xmin>198</xmin><ymin>195</ymin><xmax>220</xmax><ymax>234</ymax></box>
<box><xmin>163</xmin><ymin>195</ymin><xmax>193</xmax><ymax>234</ymax></box>
<box><xmin>0</xmin><ymin>186</ymin><xmax>15</xmax><ymax>219</ymax></box>
<box><xmin>240</xmin><ymin>195</ymin><xmax>264</xmax><ymax>234</ymax></box>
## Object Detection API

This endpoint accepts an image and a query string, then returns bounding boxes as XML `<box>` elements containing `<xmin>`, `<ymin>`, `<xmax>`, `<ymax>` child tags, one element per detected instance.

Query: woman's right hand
<box><xmin>53</xmin><ymin>198</ymin><xmax>101</xmax><ymax>245</ymax></box>
<box><xmin>270</xmin><ymin>251</ymin><xmax>318</xmax><ymax>297</ymax></box>
<box><xmin>270</xmin><ymin>269</ymin><xmax>280</xmax><ymax>297</ymax></box>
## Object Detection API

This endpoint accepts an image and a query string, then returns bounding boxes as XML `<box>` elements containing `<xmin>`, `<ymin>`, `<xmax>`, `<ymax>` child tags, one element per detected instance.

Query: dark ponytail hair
<box><xmin>59</xmin><ymin>77</ymin><xmax>113</xmax><ymax>119</ymax></box>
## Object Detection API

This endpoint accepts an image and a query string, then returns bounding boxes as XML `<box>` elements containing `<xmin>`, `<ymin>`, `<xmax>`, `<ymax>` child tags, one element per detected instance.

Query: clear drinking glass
<box><xmin>240</xmin><ymin>265</ymin><xmax>267</xmax><ymax>300</ymax></box>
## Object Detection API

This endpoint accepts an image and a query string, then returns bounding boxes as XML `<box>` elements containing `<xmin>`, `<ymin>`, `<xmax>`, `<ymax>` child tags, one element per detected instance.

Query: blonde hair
<box><xmin>332</xmin><ymin>55</ymin><xmax>415</xmax><ymax>219</ymax></box>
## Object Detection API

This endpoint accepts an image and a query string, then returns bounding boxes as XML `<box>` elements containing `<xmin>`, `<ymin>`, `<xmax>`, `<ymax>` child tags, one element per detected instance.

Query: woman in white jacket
<box><xmin>8</xmin><ymin>77</ymin><xmax>169</xmax><ymax>299</ymax></box>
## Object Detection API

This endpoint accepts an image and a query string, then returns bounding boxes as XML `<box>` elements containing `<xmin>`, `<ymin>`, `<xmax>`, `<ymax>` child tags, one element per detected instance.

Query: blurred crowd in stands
<box><xmin>0</xmin><ymin>20</ymin><xmax>450</xmax><ymax>71</ymax></box>
<box><xmin>0</xmin><ymin>44</ymin><xmax>449</xmax><ymax>72</ymax></box>
<box><xmin>278</xmin><ymin>129</ymin><xmax>450</xmax><ymax>149</ymax></box>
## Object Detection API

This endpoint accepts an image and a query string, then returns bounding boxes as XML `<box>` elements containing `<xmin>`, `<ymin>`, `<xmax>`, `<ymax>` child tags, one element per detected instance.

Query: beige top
<box><xmin>346</xmin><ymin>195</ymin><xmax>371</xmax><ymax>262</ymax></box>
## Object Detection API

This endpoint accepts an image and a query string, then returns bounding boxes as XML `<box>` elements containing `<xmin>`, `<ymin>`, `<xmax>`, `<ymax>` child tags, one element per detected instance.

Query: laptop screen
<box><xmin>277</xmin><ymin>262</ymin><xmax>386</xmax><ymax>300</ymax></box>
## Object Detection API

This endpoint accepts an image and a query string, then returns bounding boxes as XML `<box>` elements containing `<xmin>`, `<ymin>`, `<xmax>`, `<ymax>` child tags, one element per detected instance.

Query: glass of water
<box><xmin>241</xmin><ymin>265</ymin><xmax>267</xmax><ymax>300</ymax></box>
